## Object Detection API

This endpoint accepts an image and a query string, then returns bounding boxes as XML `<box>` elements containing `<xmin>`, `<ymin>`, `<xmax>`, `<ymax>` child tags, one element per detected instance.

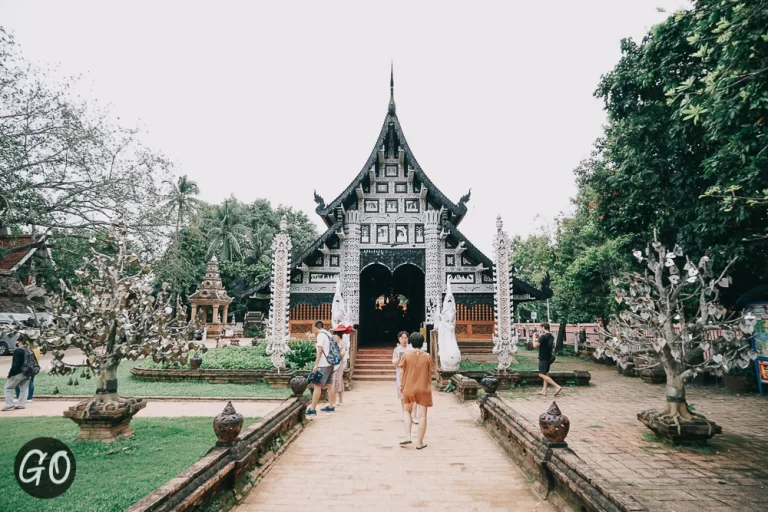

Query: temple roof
<box><xmin>442</xmin><ymin>221</ymin><xmax>546</xmax><ymax>301</ymax></box>
<box><xmin>314</xmin><ymin>70</ymin><xmax>470</xmax><ymax>226</ymax></box>
<box><xmin>189</xmin><ymin>255</ymin><xmax>233</xmax><ymax>304</ymax></box>
<box><xmin>0</xmin><ymin>234</ymin><xmax>47</xmax><ymax>276</ymax></box>
<box><xmin>247</xmin><ymin>221</ymin><xmax>343</xmax><ymax>297</ymax></box>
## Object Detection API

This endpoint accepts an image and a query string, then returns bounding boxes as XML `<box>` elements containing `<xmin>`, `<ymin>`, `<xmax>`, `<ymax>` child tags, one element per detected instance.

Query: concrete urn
<box><xmin>290</xmin><ymin>375</ymin><xmax>309</xmax><ymax>396</ymax></box>
<box><xmin>190</xmin><ymin>354</ymin><xmax>202</xmax><ymax>370</ymax></box>
<box><xmin>539</xmin><ymin>401</ymin><xmax>570</xmax><ymax>444</ymax></box>
<box><xmin>213</xmin><ymin>401</ymin><xmax>243</xmax><ymax>446</ymax></box>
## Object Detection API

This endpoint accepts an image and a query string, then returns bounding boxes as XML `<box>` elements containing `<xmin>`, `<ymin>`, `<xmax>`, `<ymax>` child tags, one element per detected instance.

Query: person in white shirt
<box><xmin>307</xmin><ymin>321</ymin><xmax>337</xmax><ymax>415</ymax></box>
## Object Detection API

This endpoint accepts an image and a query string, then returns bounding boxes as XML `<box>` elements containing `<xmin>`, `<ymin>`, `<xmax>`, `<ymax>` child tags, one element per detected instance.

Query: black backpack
<box><xmin>21</xmin><ymin>348</ymin><xmax>40</xmax><ymax>377</ymax></box>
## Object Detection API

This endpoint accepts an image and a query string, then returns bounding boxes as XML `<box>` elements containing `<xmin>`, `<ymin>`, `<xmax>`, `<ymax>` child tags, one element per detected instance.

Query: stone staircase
<box><xmin>353</xmin><ymin>348</ymin><xmax>396</xmax><ymax>382</ymax></box>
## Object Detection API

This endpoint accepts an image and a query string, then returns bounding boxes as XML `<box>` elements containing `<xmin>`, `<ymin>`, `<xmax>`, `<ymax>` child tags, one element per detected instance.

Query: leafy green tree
<box><xmin>204</xmin><ymin>198</ymin><xmax>250</xmax><ymax>262</ymax></box>
<box><xmin>582</xmin><ymin>2</ymin><xmax>768</xmax><ymax>302</ymax></box>
<box><xmin>161</xmin><ymin>175</ymin><xmax>203</xmax><ymax>298</ymax></box>
<box><xmin>511</xmin><ymin>230</ymin><xmax>555</xmax><ymax>322</ymax></box>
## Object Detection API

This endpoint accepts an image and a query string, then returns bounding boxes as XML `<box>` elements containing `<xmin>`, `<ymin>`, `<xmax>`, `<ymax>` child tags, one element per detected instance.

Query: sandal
<box><xmin>416</xmin><ymin>444</ymin><xmax>428</xmax><ymax>450</ymax></box>
<box><xmin>399</xmin><ymin>440</ymin><xmax>412</xmax><ymax>446</ymax></box>
<box><xmin>554</xmin><ymin>388</ymin><xmax>563</xmax><ymax>397</ymax></box>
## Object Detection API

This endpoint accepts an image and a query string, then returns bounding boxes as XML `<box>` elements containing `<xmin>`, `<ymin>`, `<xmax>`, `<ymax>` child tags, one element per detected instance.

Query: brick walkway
<box><xmin>235</xmin><ymin>381</ymin><xmax>553</xmax><ymax>512</ymax></box>
<box><xmin>501</xmin><ymin>359</ymin><xmax>768</xmax><ymax>512</ymax></box>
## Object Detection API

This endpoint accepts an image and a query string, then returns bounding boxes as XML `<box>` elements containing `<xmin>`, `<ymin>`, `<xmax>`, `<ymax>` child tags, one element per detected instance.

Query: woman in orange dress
<box><xmin>397</xmin><ymin>332</ymin><xmax>435</xmax><ymax>449</ymax></box>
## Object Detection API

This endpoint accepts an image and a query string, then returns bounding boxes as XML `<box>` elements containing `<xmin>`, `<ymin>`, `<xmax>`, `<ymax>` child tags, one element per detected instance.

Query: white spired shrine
<box><xmin>252</xmin><ymin>70</ymin><xmax>548</xmax><ymax>350</ymax></box>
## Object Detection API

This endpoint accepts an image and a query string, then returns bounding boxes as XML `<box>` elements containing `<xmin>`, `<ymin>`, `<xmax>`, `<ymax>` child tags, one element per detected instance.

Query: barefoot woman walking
<box><xmin>398</xmin><ymin>332</ymin><xmax>434</xmax><ymax>449</ymax></box>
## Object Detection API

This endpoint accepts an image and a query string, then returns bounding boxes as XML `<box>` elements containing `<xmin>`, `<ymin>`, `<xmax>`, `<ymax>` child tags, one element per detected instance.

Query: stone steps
<box><xmin>354</xmin><ymin>349</ymin><xmax>396</xmax><ymax>381</ymax></box>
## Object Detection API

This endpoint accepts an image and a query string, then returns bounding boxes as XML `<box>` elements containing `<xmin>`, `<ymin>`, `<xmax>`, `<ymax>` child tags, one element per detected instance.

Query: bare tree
<box><xmin>10</xmin><ymin>224</ymin><xmax>204</xmax><ymax>438</ymax></box>
<box><xmin>594</xmin><ymin>234</ymin><xmax>757</xmax><ymax>439</ymax></box>
<box><xmin>0</xmin><ymin>28</ymin><xmax>169</xmax><ymax>244</ymax></box>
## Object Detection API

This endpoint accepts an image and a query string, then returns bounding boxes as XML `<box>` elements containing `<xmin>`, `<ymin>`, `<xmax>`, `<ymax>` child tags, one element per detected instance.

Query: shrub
<box><xmin>286</xmin><ymin>339</ymin><xmax>316</xmax><ymax>370</ymax></box>
<box><xmin>244</xmin><ymin>325</ymin><xmax>265</xmax><ymax>338</ymax></box>
<box><xmin>141</xmin><ymin>345</ymin><xmax>273</xmax><ymax>370</ymax></box>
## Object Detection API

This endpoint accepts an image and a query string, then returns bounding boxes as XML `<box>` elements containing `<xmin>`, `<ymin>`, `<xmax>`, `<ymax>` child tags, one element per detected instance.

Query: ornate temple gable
<box><xmin>441</xmin><ymin>221</ymin><xmax>545</xmax><ymax>301</ymax></box>
<box><xmin>248</xmin><ymin>221</ymin><xmax>343</xmax><ymax>296</ymax></box>
<box><xmin>313</xmin><ymin>69</ymin><xmax>470</xmax><ymax>228</ymax></box>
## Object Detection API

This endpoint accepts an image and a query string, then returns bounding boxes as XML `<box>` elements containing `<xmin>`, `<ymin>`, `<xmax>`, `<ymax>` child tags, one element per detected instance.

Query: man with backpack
<box><xmin>3</xmin><ymin>339</ymin><xmax>39</xmax><ymax>411</ymax></box>
<box><xmin>306</xmin><ymin>320</ymin><xmax>339</xmax><ymax>415</ymax></box>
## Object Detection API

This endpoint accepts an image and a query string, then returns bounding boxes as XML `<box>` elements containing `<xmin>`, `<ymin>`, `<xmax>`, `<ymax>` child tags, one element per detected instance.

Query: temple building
<box><xmin>253</xmin><ymin>71</ymin><xmax>545</xmax><ymax>345</ymax></box>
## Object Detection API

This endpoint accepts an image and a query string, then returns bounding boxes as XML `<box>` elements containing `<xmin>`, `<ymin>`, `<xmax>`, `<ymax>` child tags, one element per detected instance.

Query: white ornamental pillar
<box><xmin>492</xmin><ymin>215</ymin><xmax>518</xmax><ymax>370</ymax></box>
<box><xmin>341</xmin><ymin>210</ymin><xmax>361</xmax><ymax>325</ymax></box>
<box><xmin>424</xmin><ymin>208</ymin><xmax>444</xmax><ymax>324</ymax></box>
<box><xmin>266</xmin><ymin>216</ymin><xmax>292</xmax><ymax>370</ymax></box>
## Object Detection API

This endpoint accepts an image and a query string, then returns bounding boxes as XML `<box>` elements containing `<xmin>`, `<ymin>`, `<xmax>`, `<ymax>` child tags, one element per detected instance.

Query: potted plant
<box><xmin>723</xmin><ymin>365</ymin><xmax>756</xmax><ymax>393</ymax></box>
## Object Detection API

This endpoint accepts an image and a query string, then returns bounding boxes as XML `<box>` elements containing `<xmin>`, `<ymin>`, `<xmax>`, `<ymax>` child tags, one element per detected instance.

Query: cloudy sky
<box><xmin>1</xmin><ymin>1</ymin><xmax>690</xmax><ymax>254</ymax></box>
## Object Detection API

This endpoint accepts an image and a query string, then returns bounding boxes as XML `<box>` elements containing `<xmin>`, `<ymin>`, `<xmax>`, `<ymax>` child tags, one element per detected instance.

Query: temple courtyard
<box><xmin>5</xmin><ymin>355</ymin><xmax>768</xmax><ymax>511</ymax></box>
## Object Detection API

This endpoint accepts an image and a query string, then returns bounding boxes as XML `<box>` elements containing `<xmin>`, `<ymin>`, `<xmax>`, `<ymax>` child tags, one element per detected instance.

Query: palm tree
<box><xmin>162</xmin><ymin>175</ymin><xmax>202</xmax><ymax>298</ymax></box>
<box><xmin>205</xmin><ymin>199</ymin><xmax>250</xmax><ymax>262</ymax></box>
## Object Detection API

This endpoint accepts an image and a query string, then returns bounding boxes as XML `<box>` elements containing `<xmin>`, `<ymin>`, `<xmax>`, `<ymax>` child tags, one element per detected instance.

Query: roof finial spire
<box><xmin>388</xmin><ymin>60</ymin><xmax>396</xmax><ymax>115</ymax></box>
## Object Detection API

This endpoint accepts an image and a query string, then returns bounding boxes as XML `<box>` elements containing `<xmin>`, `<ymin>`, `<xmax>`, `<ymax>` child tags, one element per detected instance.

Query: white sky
<box><xmin>1</xmin><ymin>0</ymin><xmax>690</xmax><ymax>255</ymax></box>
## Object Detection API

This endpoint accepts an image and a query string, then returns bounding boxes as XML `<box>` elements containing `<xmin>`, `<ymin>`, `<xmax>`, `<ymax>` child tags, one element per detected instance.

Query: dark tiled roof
<box><xmin>442</xmin><ymin>221</ymin><xmax>545</xmax><ymax>301</ymax></box>
<box><xmin>0</xmin><ymin>276</ymin><xmax>27</xmax><ymax>296</ymax></box>
<box><xmin>246</xmin><ymin>221</ymin><xmax>343</xmax><ymax>297</ymax></box>
<box><xmin>315</xmin><ymin>98</ymin><xmax>468</xmax><ymax>226</ymax></box>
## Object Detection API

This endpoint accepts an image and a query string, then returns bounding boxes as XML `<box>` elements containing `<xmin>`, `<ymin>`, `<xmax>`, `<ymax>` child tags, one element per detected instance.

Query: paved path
<box><xmin>501</xmin><ymin>358</ymin><xmax>768</xmax><ymax>512</ymax></box>
<box><xmin>0</xmin><ymin>399</ymin><xmax>275</xmax><ymax>418</ymax></box>
<box><xmin>235</xmin><ymin>381</ymin><xmax>552</xmax><ymax>512</ymax></box>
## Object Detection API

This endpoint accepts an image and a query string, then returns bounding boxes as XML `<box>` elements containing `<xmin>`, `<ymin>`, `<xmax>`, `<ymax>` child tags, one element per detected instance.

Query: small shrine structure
<box><xmin>189</xmin><ymin>255</ymin><xmax>233</xmax><ymax>337</ymax></box>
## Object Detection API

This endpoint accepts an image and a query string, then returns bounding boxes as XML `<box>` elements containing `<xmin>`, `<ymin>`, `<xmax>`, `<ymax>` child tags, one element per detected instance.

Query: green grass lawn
<box><xmin>0</xmin><ymin>416</ymin><xmax>255</xmax><ymax>512</ymax></box>
<box><xmin>1</xmin><ymin>359</ymin><xmax>292</xmax><ymax>399</ymax></box>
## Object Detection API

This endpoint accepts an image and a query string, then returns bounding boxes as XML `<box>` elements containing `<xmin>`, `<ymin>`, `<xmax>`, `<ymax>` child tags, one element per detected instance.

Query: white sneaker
<box><xmin>1</xmin><ymin>406</ymin><xmax>15</xmax><ymax>411</ymax></box>
<box><xmin>26</xmin><ymin>400</ymin><xmax>33</xmax><ymax>403</ymax></box>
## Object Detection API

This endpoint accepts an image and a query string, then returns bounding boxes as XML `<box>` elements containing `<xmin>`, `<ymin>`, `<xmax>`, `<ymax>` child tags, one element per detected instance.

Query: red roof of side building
<box><xmin>0</xmin><ymin>235</ymin><xmax>37</xmax><ymax>275</ymax></box>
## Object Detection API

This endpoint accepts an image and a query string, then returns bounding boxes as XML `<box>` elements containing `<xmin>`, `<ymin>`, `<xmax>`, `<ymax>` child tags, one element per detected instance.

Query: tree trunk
<box><xmin>660</xmin><ymin>365</ymin><xmax>693</xmax><ymax>419</ymax></box>
<box><xmin>96</xmin><ymin>363</ymin><xmax>118</xmax><ymax>395</ymax></box>
<box><xmin>555</xmin><ymin>322</ymin><xmax>566</xmax><ymax>354</ymax></box>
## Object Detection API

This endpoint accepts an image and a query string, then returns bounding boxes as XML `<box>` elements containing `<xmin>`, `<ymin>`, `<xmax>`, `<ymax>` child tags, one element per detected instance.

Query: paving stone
<box><xmin>499</xmin><ymin>358</ymin><xmax>768</xmax><ymax>511</ymax></box>
<box><xmin>235</xmin><ymin>381</ymin><xmax>553</xmax><ymax>512</ymax></box>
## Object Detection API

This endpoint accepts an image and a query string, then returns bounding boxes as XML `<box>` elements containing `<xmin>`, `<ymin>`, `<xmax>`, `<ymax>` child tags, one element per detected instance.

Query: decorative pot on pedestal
<box><xmin>290</xmin><ymin>375</ymin><xmax>308</xmax><ymax>396</ymax></box>
<box><xmin>63</xmin><ymin>394</ymin><xmax>147</xmax><ymax>442</ymax></box>
<box><xmin>539</xmin><ymin>401</ymin><xmax>570</xmax><ymax>446</ymax></box>
<box><xmin>190</xmin><ymin>354</ymin><xmax>202</xmax><ymax>370</ymax></box>
<box><xmin>214</xmin><ymin>401</ymin><xmax>244</xmax><ymax>447</ymax></box>
<box><xmin>480</xmin><ymin>376</ymin><xmax>499</xmax><ymax>396</ymax></box>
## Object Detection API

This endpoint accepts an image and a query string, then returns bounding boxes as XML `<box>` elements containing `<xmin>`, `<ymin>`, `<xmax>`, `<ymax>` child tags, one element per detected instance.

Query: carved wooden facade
<box><xmin>254</xmin><ymin>70</ymin><xmax>544</xmax><ymax>340</ymax></box>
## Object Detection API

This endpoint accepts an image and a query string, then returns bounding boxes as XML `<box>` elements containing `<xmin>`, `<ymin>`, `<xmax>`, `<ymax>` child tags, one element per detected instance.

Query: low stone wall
<box><xmin>126</xmin><ymin>395</ymin><xmax>310</xmax><ymax>512</ymax></box>
<box><xmin>130</xmin><ymin>366</ymin><xmax>351</xmax><ymax>389</ymax></box>
<box><xmin>130</xmin><ymin>367</ymin><xmax>276</xmax><ymax>384</ymax></box>
<box><xmin>479</xmin><ymin>396</ymin><xmax>646</xmax><ymax>512</ymax></box>
<box><xmin>436</xmin><ymin>369</ymin><xmax>591</xmax><ymax>389</ymax></box>
<box><xmin>451</xmin><ymin>374</ymin><xmax>480</xmax><ymax>402</ymax></box>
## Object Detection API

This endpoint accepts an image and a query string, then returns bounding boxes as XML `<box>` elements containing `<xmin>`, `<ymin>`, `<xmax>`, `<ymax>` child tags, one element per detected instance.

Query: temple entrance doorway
<box><xmin>359</xmin><ymin>263</ymin><xmax>425</xmax><ymax>346</ymax></box>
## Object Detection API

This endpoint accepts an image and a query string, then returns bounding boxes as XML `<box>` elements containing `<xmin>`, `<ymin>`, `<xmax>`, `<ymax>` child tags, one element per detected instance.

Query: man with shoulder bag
<box><xmin>306</xmin><ymin>320</ymin><xmax>339</xmax><ymax>415</ymax></box>
<box><xmin>533</xmin><ymin>323</ymin><xmax>562</xmax><ymax>397</ymax></box>
<box><xmin>3</xmin><ymin>339</ymin><xmax>39</xmax><ymax>411</ymax></box>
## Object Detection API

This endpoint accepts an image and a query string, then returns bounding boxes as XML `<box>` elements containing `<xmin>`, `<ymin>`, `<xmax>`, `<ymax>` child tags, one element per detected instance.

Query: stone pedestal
<box><xmin>638</xmin><ymin>409</ymin><xmax>722</xmax><ymax>444</ymax></box>
<box><xmin>63</xmin><ymin>394</ymin><xmax>147</xmax><ymax>442</ymax></box>
<box><xmin>264</xmin><ymin>370</ymin><xmax>297</xmax><ymax>389</ymax></box>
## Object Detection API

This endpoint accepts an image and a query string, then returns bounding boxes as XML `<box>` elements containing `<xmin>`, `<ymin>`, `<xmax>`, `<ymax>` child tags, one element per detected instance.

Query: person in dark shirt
<box><xmin>533</xmin><ymin>323</ymin><xmax>562</xmax><ymax>397</ymax></box>
<box><xmin>3</xmin><ymin>339</ymin><xmax>31</xmax><ymax>411</ymax></box>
